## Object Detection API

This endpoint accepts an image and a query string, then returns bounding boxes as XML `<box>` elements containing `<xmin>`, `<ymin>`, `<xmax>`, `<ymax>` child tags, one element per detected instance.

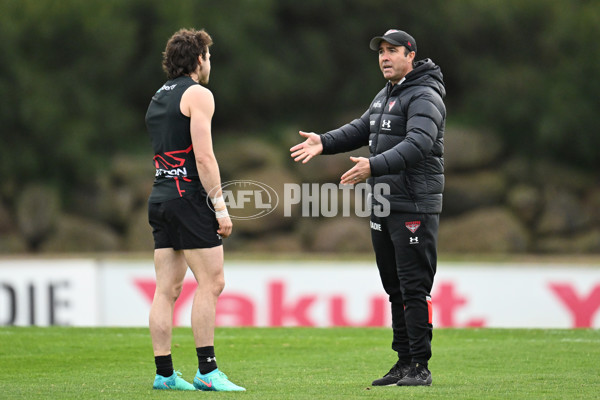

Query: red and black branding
<box><xmin>405</xmin><ymin>221</ymin><xmax>421</xmax><ymax>233</ymax></box>
<box><xmin>153</xmin><ymin>145</ymin><xmax>194</xmax><ymax>196</ymax></box>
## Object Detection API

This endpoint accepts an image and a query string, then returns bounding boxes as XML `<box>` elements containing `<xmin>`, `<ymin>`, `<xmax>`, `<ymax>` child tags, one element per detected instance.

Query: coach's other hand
<box><xmin>340</xmin><ymin>157</ymin><xmax>371</xmax><ymax>185</ymax></box>
<box><xmin>290</xmin><ymin>131</ymin><xmax>323</xmax><ymax>164</ymax></box>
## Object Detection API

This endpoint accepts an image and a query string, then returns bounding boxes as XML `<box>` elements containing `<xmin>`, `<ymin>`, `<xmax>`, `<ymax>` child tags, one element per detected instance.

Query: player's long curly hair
<box><xmin>162</xmin><ymin>28</ymin><xmax>213</xmax><ymax>80</ymax></box>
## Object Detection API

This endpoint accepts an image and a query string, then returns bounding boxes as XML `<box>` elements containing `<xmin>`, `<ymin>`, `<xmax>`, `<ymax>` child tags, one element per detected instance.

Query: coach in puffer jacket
<box><xmin>319</xmin><ymin>58</ymin><xmax>446</xmax><ymax>214</ymax></box>
<box><xmin>290</xmin><ymin>29</ymin><xmax>446</xmax><ymax>387</ymax></box>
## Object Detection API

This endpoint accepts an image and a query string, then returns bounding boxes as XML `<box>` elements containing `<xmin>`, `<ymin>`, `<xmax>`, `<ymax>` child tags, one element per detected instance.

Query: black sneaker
<box><xmin>371</xmin><ymin>361</ymin><xmax>411</xmax><ymax>386</ymax></box>
<box><xmin>397</xmin><ymin>363</ymin><xmax>432</xmax><ymax>386</ymax></box>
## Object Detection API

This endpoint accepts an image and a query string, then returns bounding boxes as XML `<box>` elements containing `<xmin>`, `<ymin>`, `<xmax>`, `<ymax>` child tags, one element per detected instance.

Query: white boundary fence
<box><xmin>1</xmin><ymin>259</ymin><xmax>599</xmax><ymax>328</ymax></box>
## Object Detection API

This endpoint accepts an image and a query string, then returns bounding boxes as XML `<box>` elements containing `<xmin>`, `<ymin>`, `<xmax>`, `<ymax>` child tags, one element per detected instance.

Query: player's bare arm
<box><xmin>290</xmin><ymin>131</ymin><xmax>323</xmax><ymax>163</ymax></box>
<box><xmin>182</xmin><ymin>85</ymin><xmax>232</xmax><ymax>238</ymax></box>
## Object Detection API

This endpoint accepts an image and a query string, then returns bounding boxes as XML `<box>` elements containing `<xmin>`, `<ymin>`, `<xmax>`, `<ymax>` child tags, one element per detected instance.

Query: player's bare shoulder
<box><xmin>181</xmin><ymin>84</ymin><xmax>214</xmax><ymax>117</ymax></box>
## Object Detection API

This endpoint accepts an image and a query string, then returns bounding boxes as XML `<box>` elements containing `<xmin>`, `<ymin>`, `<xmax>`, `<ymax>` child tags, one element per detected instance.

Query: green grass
<box><xmin>1</xmin><ymin>327</ymin><xmax>599</xmax><ymax>399</ymax></box>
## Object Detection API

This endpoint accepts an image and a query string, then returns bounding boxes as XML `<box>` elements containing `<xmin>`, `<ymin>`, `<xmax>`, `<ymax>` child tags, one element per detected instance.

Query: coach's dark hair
<box><xmin>401</xmin><ymin>46</ymin><xmax>417</xmax><ymax>68</ymax></box>
<box><xmin>162</xmin><ymin>28</ymin><xmax>213</xmax><ymax>80</ymax></box>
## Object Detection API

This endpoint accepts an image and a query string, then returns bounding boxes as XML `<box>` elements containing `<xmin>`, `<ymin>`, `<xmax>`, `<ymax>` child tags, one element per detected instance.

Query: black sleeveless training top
<box><xmin>145</xmin><ymin>76</ymin><xmax>204</xmax><ymax>203</ymax></box>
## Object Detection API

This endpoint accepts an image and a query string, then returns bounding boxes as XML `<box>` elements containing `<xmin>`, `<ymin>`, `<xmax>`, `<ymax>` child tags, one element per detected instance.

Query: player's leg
<box><xmin>370</xmin><ymin>214</ymin><xmax>412</xmax><ymax>386</ymax></box>
<box><xmin>150</xmin><ymin>248</ymin><xmax>187</xmax><ymax>355</ymax></box>
<box><xmin>184</xmin><ymin>246</ymin><xmax>245</xmax><ymax>392</ymax></box>
<box><xmin>150</xmin><ymin>247</ymin><xmax>196</xmax><ymax>390</ymax></box>
<box><xmin>184</xmin><ymin>246</ymin><xmax>224</xmax><ymax>349</ymax></box>
<box><xmin>388</xmin><ymin>213</ymin><xmax>438</xmax><ymax>386</ymax></box>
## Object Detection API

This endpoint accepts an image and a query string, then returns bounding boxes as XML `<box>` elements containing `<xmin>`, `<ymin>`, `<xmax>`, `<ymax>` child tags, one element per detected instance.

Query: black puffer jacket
<box><xmin>321</xmin><ymin>59</ymin><xmax>446</xmax><ymax>214</ymax></box>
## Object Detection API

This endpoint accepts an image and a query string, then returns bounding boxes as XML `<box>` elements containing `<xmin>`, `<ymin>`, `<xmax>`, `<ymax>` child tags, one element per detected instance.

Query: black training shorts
<box><xmin>148</xmin><ymin>191</ymin><xmax>222</xmax><ymax>250</ymax></box>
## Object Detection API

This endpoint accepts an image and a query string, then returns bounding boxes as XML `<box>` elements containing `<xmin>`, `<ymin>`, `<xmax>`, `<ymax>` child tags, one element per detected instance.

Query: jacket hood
<box><xmin>393</xmin><ymin>58</ymin><xmax>446</xmax><ymax>98</ymax></box>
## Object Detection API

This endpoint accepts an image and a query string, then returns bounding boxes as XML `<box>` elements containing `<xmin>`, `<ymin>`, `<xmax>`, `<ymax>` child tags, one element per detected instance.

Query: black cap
<box><xmin>369</xmin><ymin>29</ymin><xmax>417</xmax><ymax>53</ymax></box>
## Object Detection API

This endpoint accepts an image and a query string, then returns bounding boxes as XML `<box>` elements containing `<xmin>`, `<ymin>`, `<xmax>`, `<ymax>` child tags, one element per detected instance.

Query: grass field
<box><xmin>1</xmin><ymin>327</ymin><xmax>599</xmax><ymax>399</ymax></box>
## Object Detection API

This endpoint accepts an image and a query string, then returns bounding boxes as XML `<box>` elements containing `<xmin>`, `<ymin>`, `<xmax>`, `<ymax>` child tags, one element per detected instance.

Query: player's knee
<box><xmin>155</xmin><ymin>283</ymin><xmax>183</xmax><ymax>302</ymax></box>
<box><xmin>195</xmin><ymin>271</ymin><xmax>225</xmax><ymax>297</ymax></box>
<box><xmin>213</xmin><ymin>277</ymin><xmax>225</xmax><ymax>297</ymax></box>
<box><xmin>205</xmin><ymin>273</ymin><xmax>225</xmax><ymax>297</ymax></box>
<box><xmin>171</xmin><ymin>283</ymin><xmax>183</xmax><ymax>301</ymax></box>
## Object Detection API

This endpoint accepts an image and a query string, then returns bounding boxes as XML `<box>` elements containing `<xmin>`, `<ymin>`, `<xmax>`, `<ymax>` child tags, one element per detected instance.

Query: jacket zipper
<box><xmin>372</xmin><ymin>84</ymin><xmax>393</xmax><ymax>159</ymax></box>
<box><xmin>376</xmin><ymin>83</ymin><xmax>420</xmax><ymax>212</ymax></box>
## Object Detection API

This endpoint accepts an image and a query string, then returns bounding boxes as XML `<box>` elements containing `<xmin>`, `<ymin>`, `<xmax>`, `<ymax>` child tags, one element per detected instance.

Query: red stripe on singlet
<box><xmin>174</xmin><ymin>177</ymin><xmax>185</xmax><ymax>197</ymax></box>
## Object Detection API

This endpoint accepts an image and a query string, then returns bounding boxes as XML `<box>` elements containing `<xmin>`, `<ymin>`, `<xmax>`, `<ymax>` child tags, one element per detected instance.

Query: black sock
<box><xmin>196</xmin><ymin>346</ymin><xmax>218</xmax><ymax>374</ymax></box>
<box><xmin>155</xmin><ymin>354</ymin><xmax>174</xmax><ymax>378</ymax></box>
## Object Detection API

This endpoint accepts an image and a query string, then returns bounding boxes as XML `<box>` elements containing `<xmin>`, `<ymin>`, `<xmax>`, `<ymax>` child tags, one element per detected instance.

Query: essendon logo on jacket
<box><xmin>405</xmin><ymin>221</ymin><xmax>421</xmax><ymax>233</ymax></box>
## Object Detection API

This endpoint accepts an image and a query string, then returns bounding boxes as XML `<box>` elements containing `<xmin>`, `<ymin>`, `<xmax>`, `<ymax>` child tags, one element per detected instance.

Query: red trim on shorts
<box><xmin>427</xmin><ymin>296</ymin><xmax>433</xmax><ymax>324</ymax></box>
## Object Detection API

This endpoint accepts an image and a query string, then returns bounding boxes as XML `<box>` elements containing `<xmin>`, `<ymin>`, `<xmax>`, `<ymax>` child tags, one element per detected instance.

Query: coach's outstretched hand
<box><xmin>290</xmin><ymin>131</ymin><xmax>323</xmax><ymax>164</ymax></box>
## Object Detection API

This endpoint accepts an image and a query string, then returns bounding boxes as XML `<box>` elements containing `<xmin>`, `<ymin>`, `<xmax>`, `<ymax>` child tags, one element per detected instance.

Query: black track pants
<box><xmin>370</xmin><ymin>212</ymin><xmax>439</xmax><ymax>365</ymax></box>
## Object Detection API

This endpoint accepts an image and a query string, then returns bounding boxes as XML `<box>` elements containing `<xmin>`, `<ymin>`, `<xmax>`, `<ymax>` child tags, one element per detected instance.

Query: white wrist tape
<box><xmin>215</xmin><ymin>209</ymin><xmax>229</xmax><ymax>218</ymax></box>
<box><xmin>211</xmin><ymin>195</ymin><xmax>229</xmax><ymax>218</ymax></box>
<box><xmin>210</xmin><ymin>195</ymin><xmax>226</xmax><ymax>207</ymax></box>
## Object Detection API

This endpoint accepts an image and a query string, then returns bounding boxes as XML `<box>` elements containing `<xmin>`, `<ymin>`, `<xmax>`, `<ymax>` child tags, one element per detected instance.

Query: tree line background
<box><xmin>0</xmin><ymin>0</ymin><xmax>599</xmax><ymax>255</ymax></box>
